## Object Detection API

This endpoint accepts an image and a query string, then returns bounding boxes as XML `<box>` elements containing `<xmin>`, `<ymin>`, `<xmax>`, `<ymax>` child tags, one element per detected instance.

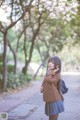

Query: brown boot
<box><xmin>49</xmin><ymin>116</ymin><xmax>58</xmax><ymax>120</ymax></box>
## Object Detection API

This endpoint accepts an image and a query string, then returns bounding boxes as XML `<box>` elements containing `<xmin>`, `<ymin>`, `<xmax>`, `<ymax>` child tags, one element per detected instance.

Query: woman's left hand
<box><xmin>47</xmin><ymin>67</ymin><xmax>59</xmax><ymax>76</ymax></box>
<box><xmin>40</xmin><ymin>86</ymin><xmax>43</xmax><ymax>93</ymax></box>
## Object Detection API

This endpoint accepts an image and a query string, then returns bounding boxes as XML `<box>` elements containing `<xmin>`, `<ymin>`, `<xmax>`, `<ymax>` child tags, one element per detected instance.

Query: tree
<box><xmin>0</xmin><ymin>0</ymin><xmax>33</xmax><ymax>91</ymax></box>
<box><xmin>0</xmin><ymin>0</ymin><xmax>80</xmax><ymax>90</ymax></box>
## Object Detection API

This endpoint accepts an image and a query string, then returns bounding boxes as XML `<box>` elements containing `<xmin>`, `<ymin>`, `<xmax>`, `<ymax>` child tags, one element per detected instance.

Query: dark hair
<box><xmin>48</xmin><ymin>56</ymin><xmax>61</xmax><ymax>73</ymax></box>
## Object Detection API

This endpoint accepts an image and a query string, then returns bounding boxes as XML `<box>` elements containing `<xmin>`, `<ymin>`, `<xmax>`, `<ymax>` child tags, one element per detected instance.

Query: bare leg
<box><xmin>49</xmin><ymin>114</ymin><xmax>58</xmax><ymax>120</ymax></box>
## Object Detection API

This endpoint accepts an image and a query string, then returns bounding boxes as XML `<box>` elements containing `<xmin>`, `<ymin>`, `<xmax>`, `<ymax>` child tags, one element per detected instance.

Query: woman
<box><xmin>40</xmin><ymin>56</ymin><xmax>64</xmax><ymax>120</ymax></box>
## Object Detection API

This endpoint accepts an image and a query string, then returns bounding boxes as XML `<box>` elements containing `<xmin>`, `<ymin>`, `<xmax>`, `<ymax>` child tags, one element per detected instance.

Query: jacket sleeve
<box><xmin>41</xmin><ymin>76</ymin><xmax>46</xmax><ymax>87</ymax></box>
<box><xmin>44</xmin><ymin>74</ymin><xmax>60</xmax><ymax>83</ymax></box>
<box><xmin>40</xmin><ymin>76</ymin><xmax>46</xmax><ymax>93</ymax></box>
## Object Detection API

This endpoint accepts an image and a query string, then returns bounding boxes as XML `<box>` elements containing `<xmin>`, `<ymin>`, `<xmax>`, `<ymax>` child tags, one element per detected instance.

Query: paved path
<box><xmin>0</xmin><ymin>75</ymin><xmax>80</xmax><ymax>120</ymax></box>
<box><xmin>0</xmin><ymin>81</ymin><xmax>41</xmax><ymax>113</ymax></box>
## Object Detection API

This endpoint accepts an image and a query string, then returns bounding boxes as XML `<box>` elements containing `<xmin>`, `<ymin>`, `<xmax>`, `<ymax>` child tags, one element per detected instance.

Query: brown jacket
<box><xmin>41</xmin><ymin>73</ymin><xmax>62</xmax><ymax>102</ymax></box>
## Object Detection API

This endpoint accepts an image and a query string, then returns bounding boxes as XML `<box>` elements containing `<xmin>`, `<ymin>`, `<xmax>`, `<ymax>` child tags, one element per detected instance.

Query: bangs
<box><xmin>48</xmin><ymin>57</ymin><xmax>54</xmax><ymax>63</ymax></box>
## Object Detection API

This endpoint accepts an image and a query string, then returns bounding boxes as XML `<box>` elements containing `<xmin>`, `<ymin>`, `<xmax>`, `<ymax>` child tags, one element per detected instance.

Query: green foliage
<box><xmin>67</xmin><ymin>0</ymin><xmax>72</xmax><ymax>2</ymax></box>
<box><xmin>7</xmin><ymin>72</ymin><xmax>32</xmax><ymax>89</ymax></box>
<box><xmin>8</xmin><ymin>29</ymin><xmax>18</xmax><ymax>50</ymax></box>
<box><xmin>0</xmin><ymin>32</ymin><xmax>3</xmax><ymax>41</ymax></box>
<box><xmin>0</xmin><ymin>54</ymin><xmax>3</xmax><ymax>62</ymax></box>
<box><xmin>0</xmin><ymin>73</ymin><xmax>3</xmax><ymax>89</ymax></box>
<box><xmin>0</xmin><ymin>63</ymin><xmax>14</xmax><ymax>73</ymax></box>
<box><xmin>0</xmin><ymin>74</ymin><xmax>3</xmax><ymax>90</ymax></box>
<box><xmin>7</xmin><ymin>73</ymin><xmax>20</xmax><ymax>88</ymax></box>
<box><xmin>0</xmin><ymin>71</ymin><xmax>32</xmax><ymax>89</ymax></box>
<box><xmin>0</xmin><ymin>0</ymin><xmax>80</xmax><ymax>74</ymax></box>
<box><xmin>31</xmin><ymin>49</ymin><xmax>41</xmax><ymax>63</ymax></box>
<box><xmin>8</xmin><ymin>64</ymin><xmax>14</xmax><ymax>72</ymax></box>
<box><xmin>58</xmin><ymin>43</ymin><xmax>80</xmax><ymax>71</ymax></box>
<box><xmin>0</xmin><ymin>53</ymin><xmax>13</xmax><ymax>63</ymax></box>
<box><xmin>0</xmin><ymin>73</ymin><xmax>3</xmax><ymax>80</ymax></box>
<box><xmin>0</xmin><ymin>62</ymin><xmax>3</xmax><ymax>74</ymax></box>
<box><xmin>19</xmin><ymin>73</ymin><xmax>32</xmax><ymax>83</ymax></box>
<box><xmin>8</xmin><ymin>29</ymin><xmax>18</xmax><ymax>41</ymax></box>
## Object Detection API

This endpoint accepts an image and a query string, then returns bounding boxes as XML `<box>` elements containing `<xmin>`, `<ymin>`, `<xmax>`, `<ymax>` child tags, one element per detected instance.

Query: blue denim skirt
<box><xmin>45</xmin><ymin>100</ymin><xmax>64</xmax><ymax>116</ymax></box>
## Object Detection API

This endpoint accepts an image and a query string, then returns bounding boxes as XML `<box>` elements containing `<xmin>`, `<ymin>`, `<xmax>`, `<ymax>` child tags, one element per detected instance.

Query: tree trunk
<box><xmin>22</xmin><ymin>18</ymin><xmax>43</xmax><ymax>74</ymax></box>
<box><xmin>33</xmin><ymin>63</ymin><xmax>44</xmax><ymax>80</ymax></box>
<box><xmin>14</xmin><ymin>53</ymin><xmax>17</xmax><ymax>74</ymax></box>
<box><xmin>22</xmin><ymin>27</ymin><xmax>28</xmax><ymax>74</ymax></box>
<box><xmin>22</xmin><ymin>30</ymin><xmax>38</xmax><ymax>74</ymax></box>
<box><xmin>22</xmin><ymin>60</ymin><xmax>29</xmax><ymax>74</ymax></box>
<box><xmin>8</xmin><ymin>40</ymin><xmax>17</xmax><ymax>74</ymax></box>
<box><xmin>3</xmin><ymin>31</ymin><xmax>7</xmax><ymax>91</ymax></box>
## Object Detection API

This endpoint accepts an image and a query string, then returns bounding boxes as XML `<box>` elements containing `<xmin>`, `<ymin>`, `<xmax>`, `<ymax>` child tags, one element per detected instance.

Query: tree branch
<box><xmin>10</xmin><ymin>0</ymin><xmax>14</xmax><ymax>23</ymax></box>
<box><xmin>0</xmin><ymin>23</ymin><xmax>4</xmax><ymax>33</ymax></box>
<box><xmin>6</xmin><ymin>0</ymin><xmax>33</xmax><ymax>31</ymax></box>
<box><xmin>0</xmin><ymin>0</ymin><xmax>5</xmax><ymax>7</ymax></box>
<box><xmin>16</xmin><ymin>23</ymin><xmax>29</xmax><ymax>52</ymax></box>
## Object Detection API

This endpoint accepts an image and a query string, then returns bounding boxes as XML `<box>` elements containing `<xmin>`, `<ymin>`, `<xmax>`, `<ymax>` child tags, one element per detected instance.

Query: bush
<box><xmin>0</xmin><ymin>63</ymin><xmax>14</xmax><ymax>73</ymax></box>
<box><xmin>18</xmin><ymin>73</ymin><xmax>32</xmax><ymax>83</ymax></box>
<box><xmin>7</xmin><ymin>73</ymin><xmax>20</xmax><ymax>89</ymax></box>
<box><xmin>0</xmin><ymin>54</ymin><xmax>3</xmax><ymax>62</ymax></box>
<box><xmin>0</xmin><ymin>73</ymin><xmax>3</xmax><ymax>89</ymax></box>
<box><xmin>0</xmin><ymin>62</ymin><xmax>3</xmax><ymax>73</ymax></box>
<box><xmin>8</xmin><ymin>64</ymin><xmax>14</xmax><ymax>72</ymax></box>
<box><xmin>0</xmin><ymin>71</ymin><xmax>32</xmax><ymax>89</ymax></box>
<box><xmin>7</xmin><ymin>72</ymin><xmax>32</xmax><ymax>89</ymax></box>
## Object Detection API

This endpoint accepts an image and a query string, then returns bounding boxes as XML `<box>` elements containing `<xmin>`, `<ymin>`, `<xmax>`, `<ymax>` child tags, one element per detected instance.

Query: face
<box><xmin>48</xmin><ymin>61</ymin><xmax>55</xmax><ymax>70</ymax></box>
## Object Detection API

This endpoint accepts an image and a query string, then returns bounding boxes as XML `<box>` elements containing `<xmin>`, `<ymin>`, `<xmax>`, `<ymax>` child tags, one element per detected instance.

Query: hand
<box><xmin>47</xmin><ymin>67</ymin><xmax>59</xmax><ymax>76</ymax></box>
<box><xmin>53</xmin><ymin>67</ymin><xmax>59</xmax><ymax>73</ymax></box>
<box><xmin>60</xmin><ymin>94</ymin><xmax>64</xmax><ymax>101</ymax></box>
<box><xmin>40</xmin><ymin>86</ymin><xmax>43</xmax><ymax>93</ymax></box>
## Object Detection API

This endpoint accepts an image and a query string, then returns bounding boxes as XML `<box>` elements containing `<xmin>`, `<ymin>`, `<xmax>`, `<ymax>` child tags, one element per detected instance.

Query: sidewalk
<box><xmin>0</xmin><ymin>75</ymin><xmax>80</xmax><ymax>120</ymax></box>
<box><xmin>0</xmin><ymin>81</ymin><xmax>42</xmax><ymax>113</ymax></box>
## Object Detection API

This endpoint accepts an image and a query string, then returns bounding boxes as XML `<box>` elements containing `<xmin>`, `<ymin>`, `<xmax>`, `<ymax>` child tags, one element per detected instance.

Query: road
<box><xmin>0</xmin><ymin>74</ymin><xmax>80</xmax><ymax>120</ymax></box>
